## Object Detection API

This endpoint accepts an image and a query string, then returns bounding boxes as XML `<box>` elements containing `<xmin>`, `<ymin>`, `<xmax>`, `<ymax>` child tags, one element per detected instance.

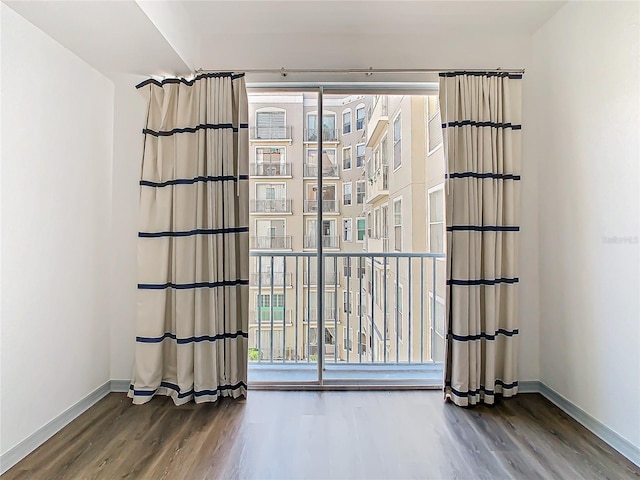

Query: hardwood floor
<box><xmin>3</xmin><ymin>391</ymin><xmax>639</xmax><ymax>479</ymax></box>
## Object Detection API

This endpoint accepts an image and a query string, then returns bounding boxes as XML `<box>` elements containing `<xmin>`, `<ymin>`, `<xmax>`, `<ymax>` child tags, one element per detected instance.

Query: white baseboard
<box><xmin>110</xmin><ymin>379</ymin><xmax>131</xmax><ymax>392</ymax></box>
<box><xmin>536</xmin><ymin>382</ymin><xmax>640</xmax><ymax>468</ymax></box>
<box><xmin>0</xmin><ymin>381</ymin><xmax>111</xmax><ymax>475</ymax></box>
<box><xmin>518</xmin><ymin>380</ymin><xmax>542</xmax><ymax>393</ymax></box>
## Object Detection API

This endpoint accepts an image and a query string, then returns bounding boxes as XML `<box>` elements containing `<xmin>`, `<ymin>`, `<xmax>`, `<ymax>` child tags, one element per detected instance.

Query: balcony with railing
<box><xmin>250</xmin><ymin>309</ymin><xmax>292</xmax><ymax>326</ymax></box>
<box><xmin>250</xmin><ymin>272</ymin><xmax>293</xmax><ymax>287</ymax></box>
<box><xmin>250</xmin><ymin>126</ymin><xmax>293</xmax><ymax>141</ymax></box>
<box><xmin>247</xmin><ymin>251</ymin><xmax>446</xmax><ymax>385</ymax></box>
<box><xmin>303</xmin><ymin>235</ymin><xmax>340</xmax><ymax>250</ymax></box>
<box><xmin>250</xmin><ymin>162</ymin><xmax>292</xmax><ymax>177</ymax></box>
<box><xmin>304</xmin><ymin>128</ymin><xmax>339</xmax><ymax>143</ymax></box>
<box><xmin>366</xmin><ymin>96</ymin><xmax>389</xmax><ymax>147</ymax></box>
<box><xmin>304</xmin><ymin>307</ymin><xmax>338</xmax><ymax>323</ymax></box>
<box><xmin>366</xmin><ymin>165</ymin><xmax>389</xmax><ymax>203</ymax></box>
<box><xmin>250</xmin><ymin>235</ymin><xmax>292</xmax><ymax>250</ymax></box>
<box><xmin>250</xmin><ymin>199</ymin><xmax>292</xmax><ymax>214</ymax></box>
<box><xmin>303</xmin><ymin>163</ymin><xmax>339</xmax><ymax>178</ymax></box>
<box><xmin>303</xmin><ymin>200</ymin><xmax>339</xmax><ymax>214</ymax></box>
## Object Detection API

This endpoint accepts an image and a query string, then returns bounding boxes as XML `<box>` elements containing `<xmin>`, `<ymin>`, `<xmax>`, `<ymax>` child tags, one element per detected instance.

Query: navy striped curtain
<box><xmin>440</xmin><ymin>72</ymin><xmax>523</xmax><ymax>406</ymax></box>
<box><xmin>129</xmin><ymin>73</ymin><xmax>249</xmax><ymax>405</ymax></box>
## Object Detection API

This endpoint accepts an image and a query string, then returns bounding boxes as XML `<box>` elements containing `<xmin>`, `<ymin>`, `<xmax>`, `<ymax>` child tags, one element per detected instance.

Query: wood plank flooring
<box><xmin>3</xmin><ymin>391</ymin><xmax>639</xmax><ymax>479</ymax></box>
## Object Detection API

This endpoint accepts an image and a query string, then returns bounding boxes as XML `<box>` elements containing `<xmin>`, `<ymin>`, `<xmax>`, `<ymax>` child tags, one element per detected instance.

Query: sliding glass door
<box><xmin>247</xmin><ymin>87</ymin><xmax>445</xmax><ymax>387</ymax></box>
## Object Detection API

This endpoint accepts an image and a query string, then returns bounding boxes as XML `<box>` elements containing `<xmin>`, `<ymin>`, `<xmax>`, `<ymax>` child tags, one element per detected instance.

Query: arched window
<box><xmin>342</xmin><ymin>108</ymin><xmax>352</xmax><ymax>134</ymax></box>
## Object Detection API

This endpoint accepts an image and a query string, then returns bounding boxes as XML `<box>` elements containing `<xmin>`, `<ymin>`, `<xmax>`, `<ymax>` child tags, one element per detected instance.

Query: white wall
<box><xmin>530</xmin><ymin>1</ymin><xmax>640</xmax><ymax>448</ymax></box>
<box><xmin>0</xmin><ymin>4</ymin><xmax>114</xmax><ymax>455</ymax></box>
<box><xmin>109</xmin><ymin>74</ymin><xmax>147</xmax><ymax>380</ymax></box>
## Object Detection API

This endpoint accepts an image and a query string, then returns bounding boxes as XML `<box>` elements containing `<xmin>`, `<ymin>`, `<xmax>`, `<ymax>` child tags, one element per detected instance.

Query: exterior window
<box><xmin>427</xmin><ymin>96</ymin><xmax>443</xmax><ymax>154</ymax></box>
<box><xmin>356</xmin><ymin>218</ymin><xmax>366</xmax><ymax>242</ymax></box>
<box><xmin>307</xmin><ymin>113</ymin><xmax>337</xmax><ymax>142</ymax></box>
<box><xmin>343</xmin><ymin>218</ymin><xmax>353</xmax><ymax>242</ymax></box>
<box><xmin>394</xmin><ymin>199</ymin><xmax>402</xmax><ymax>251</ymax></box>
<box><xmin>356</xmin><ymin>107</ymin><xmax>365</xmax><ymax>130</ymax></box>
<box><xmin>367</xmin><ymin>212</ymin><xmax>372</xmax><ymax>238</ymax></box>
<box><xmin>343</xmin><ymin>291</ymin><xmax>352</xmax><ymax>314</ymax></box>
<box><xmin>343</xmin><ymin>258</ymin><xmax>352</xmax><ymax>277</ymax></box>
<box><xmin>356</xmin><ymin>144</ymin><xmax>365</xmax><ymax>167</ymax></box>
<box><xmin>306</xmin><ymin>148</ymin><xmax>338</xmax><ymax>177</ymax></box>
<box><xmin>356</xmin><ymin>180</ymin><xmax>365</xmax><ymax>204</ymax></box>
<box><xmin>429</xmin><ymin>186</ymin><xmax>445</xmax><ymax>253</ymax></box>
<box><xmin>393</xmin><ymin>113</ymin><xmax>402</xmax><ymax>170</ymax></box>
<box><xmin>343</xmin><ymin>327</ymin><xmax>353</xmax><ymax>351</ymax></box>
<box><xmin>374</xmin><ymin>208</ymin><xmax>381</xmax><ymax>239</ymax></box>
<box><xmin>256</xmin><ymin>110</ymin><xmax>286</xmax><ymax>139</ymax></box>
<box><xmin>342</xmin><ymin>110</ymin><xmax>351</xmax><ymax>134</ymax></box>
<box><xmin>254</xmin><ymin>147</ymin><xmax>287</xmax><ymax>176</ymax></box>
<box><xmin>342</xmin><ymin>146</ymin><xmax>352</xmax><ymax>170</ymax></box>
<box><xmin>343</xmin><ymin>182</ymin><xmax>352</xmax><ymax>206</ymax></box>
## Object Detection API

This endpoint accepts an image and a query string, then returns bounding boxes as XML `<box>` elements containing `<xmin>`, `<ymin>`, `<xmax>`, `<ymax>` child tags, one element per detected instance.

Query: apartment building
<box><xmin>247</xmin><ymin>92</ymin><xmax>446</xmax><ymax>365</ymax></box>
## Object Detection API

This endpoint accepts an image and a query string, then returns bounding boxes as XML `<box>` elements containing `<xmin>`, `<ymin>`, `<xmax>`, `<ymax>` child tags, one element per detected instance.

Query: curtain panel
<box><xmin>129</xmin><ymin>73</ymin><xmax>249</xmax><ymax>405</ymax></box>
<box><xmin>439</xmin><ymin>72</ymin><xmax>523</xmax><ymax>406</ymax></box>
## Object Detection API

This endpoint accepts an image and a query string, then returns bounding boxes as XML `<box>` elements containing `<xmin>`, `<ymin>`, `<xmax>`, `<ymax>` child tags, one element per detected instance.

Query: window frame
<box><xmin>428</xmin><ymin>184</ymin><xmax>445</xmax><ymax>255</ymax></box>
<box><xmin>393</xmin><ymin>112</ymin><xmax>402</xmax><ymax>171</ymax></box>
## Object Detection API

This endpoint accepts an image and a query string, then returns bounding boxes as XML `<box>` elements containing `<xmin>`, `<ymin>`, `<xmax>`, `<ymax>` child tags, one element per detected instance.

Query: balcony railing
<box><xmin>366</xmin><ymin>165</ymin><xmax>389</xmax><ymax>203</ymax></box>
<box><xmin>251</xmin><ymin>309</ymin><xmax>292</xmax><ymax>325</ymax></box>
<box><xmin>305</xmin><ymin>308</ymin><xmax>337</xmax><ymax>322</ymax></box>
<box><xmin>304</xmin><ymin>128</ymin><xmax>338</xmax><ymax>142</ymax></box>
<box><xmin>303</xmin><ymin>235</ymin><xmax>340</xmax><ymax>249</ymax></box>
<box><xmin>250</xmin><ymin>199</ymin><xmax>292</xmax><ymax>213</ymax></box>
<box><xmin>250</xmin><ymin>162</ymin><xmax>292</xmax><ymax>177</ymax></box>
<box><xmin>250</xmin><ymin>272</ymin><xmax>293</xmax><ymax>287</ymax></box>
<box><xmin>250</xmin><ymin>126</ymin><xmax>292</xmax><ymax>141</ymax></box>
<box><xmin>303</xmin><ymin>163</ymin><xmax>339</xmax><ymax>178</ymax></box>
<box><xmin>303</xmin><ymin>200</ymin><xmax>339</xmax><ymax>214</ymax></box>
<box><xmin>248</xmin><ymin>252</ymin><xmax>446</xmax><ymax>365</ymax></box>
<box><xmin>250</xmin><ymin>236</ymin><xmax>292</xmax><ymax>250</ymax></box>
<box><xmin>303</xmin><ymin>268</ymin><xmax>339</xmax><ymax>285</ymax></box>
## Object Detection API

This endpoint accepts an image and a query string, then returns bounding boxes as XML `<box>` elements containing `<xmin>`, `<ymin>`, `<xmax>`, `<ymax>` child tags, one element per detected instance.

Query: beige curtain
<box><xmin>440</xmin><ymin>72</ymin><xmax>522</xmax><ymax>406</ymax></box>
<box><xmin>129</xmin><ymin>73</ymin><xmax>249</xmax><ymax>405</ymax></box>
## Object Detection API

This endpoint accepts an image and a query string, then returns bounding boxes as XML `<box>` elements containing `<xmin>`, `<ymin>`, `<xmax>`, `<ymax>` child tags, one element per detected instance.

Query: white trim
<box><xmin>392</xmin><ymin>111</ymin><xmax>402</xmax><ymax>172</ymax></box>
<box><xmin>355</xmin><ymin>216</ymin><xmax>366</xmax><ymax>243</ymax></box>
<box><xmin>0</xmin><ymin>381</ymin><xmax>111</xmax><ymax>475</ymax></box>
<box><xmin>342</xmin><ymin>108</ymin><xmax>352</xmax><ymax>135</ymax></box>
<box><xmin>110</xmin><ymin>379</ymin><xmax>131</xmax><ymax>392</ymax></box>
<box><xmin>342</xmin><ymin>145</ymin><xmax>352</xmax><ymax>171</ymax></box>
<box><xmin>355</xmin><ymin>104</ymin><xmax>366</xmax><ymax>131</ymax></box>
<box><xmin>254</xmin><ymin>181</ymin><xmax>287</xmax><ymax>200</ymax></box>
<box><xmin>427</xmin><ymin>184</ymin><xmax>445</xmax><ymax>254</ymax></box>
<box><xmin>426</xmin><ymin>96</ymin><xmax>443</xmax><ymax>156</ymax></box>
<box><xmin>393</xmin><ymin>196</ymin><xmax>403</xmax><ymax>251</ymax></box>
<box><xmin>355</xmin><ymin>143</ymin><xmax>366</xmax><ymax>169</ymax></box>
<box><xmin>342</xmin><ymin>182</ymin><xmax>353</xmax><ymax>207</ymax></box>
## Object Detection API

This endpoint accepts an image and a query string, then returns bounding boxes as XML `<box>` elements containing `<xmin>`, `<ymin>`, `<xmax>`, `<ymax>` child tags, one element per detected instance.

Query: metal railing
<box><xmin>250</xmin><ymin>272</ymin><xmax>293</xmax><ymax>287</ymax></box>
<box><xmin>248</xmin><ymin>252</ymin><xmax>445</xmax><ymax>364</ymax></box>
<box><xmin>304</xmin><ymin>128</ymin><xmax>338</xmax><ymax>142</ymax></box>
<box><xmin>250</xmin><ymin>199</ymin><xmax>292</xmax><ymax>213</ymax></box>
<box><xmin>303</xmin><ymin>163</ymin><xmax>339</xmax><ymax>178</ymax></box>
<box><xmin>250</xmin><ymin>236</ymin><xmax>292</xmax><ymax>250</ymax></box>
<box><xmin>250</xmin><ymin>162</ymin><xmax>292</xmax><ymax>177</ymax></box>
<box><xmin>303</xmin><ymin>235</ymin><xmax>339</xmax><ymax>249</ymax></box>
<box><xmin>303</xmin><ymin>200</ymin><xmax>339</xmax><ymax>214</ymax></box>
<box><xmin>250</xmin><ymin>126</ymin><xmax>292</xmax><ymax>140</ymax></box>
<box><xmin>305</xmin><ymin>307</ymin><xmax>337</xmax><ymax>322</ymax></box>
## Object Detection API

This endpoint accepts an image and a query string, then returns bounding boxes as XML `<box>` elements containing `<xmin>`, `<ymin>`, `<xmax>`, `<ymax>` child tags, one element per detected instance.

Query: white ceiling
<box><xmin>185</xmin><ymin>1</ymin><xmax>566</xmax><ymax>36</ymax></box>
<box><xmin>3</xmin><ymin>0</ymin><xmax>566</xmax><ymax>78</ymax></box>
